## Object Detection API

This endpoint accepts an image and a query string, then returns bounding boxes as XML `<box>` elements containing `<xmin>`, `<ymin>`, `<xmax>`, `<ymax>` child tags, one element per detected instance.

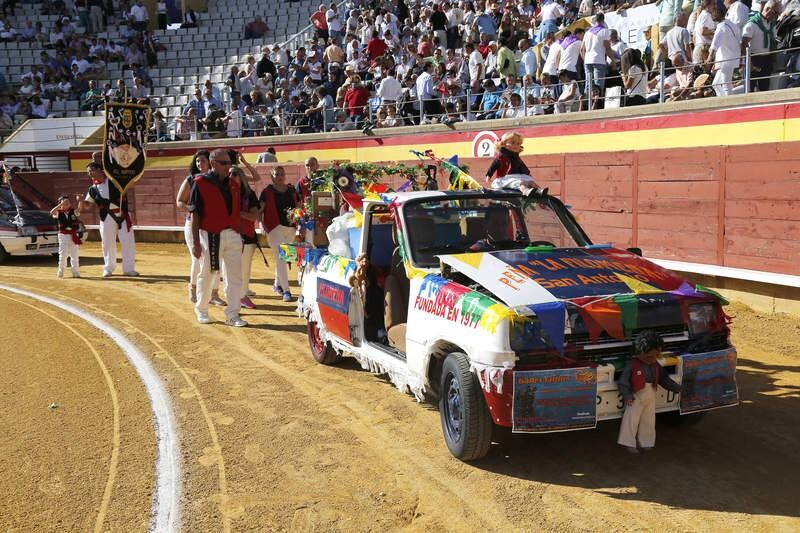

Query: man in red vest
<box><xmin>189</xmin><ymin>149</ymin><xmax>248</xmax><ymax>326</ymax></box>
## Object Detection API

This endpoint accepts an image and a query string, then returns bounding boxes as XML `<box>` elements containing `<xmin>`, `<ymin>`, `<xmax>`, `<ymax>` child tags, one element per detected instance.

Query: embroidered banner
<box><xmin>102</xmin><ymin>102</ymin><xmax>151</xmax><ymax>197</ymax></box>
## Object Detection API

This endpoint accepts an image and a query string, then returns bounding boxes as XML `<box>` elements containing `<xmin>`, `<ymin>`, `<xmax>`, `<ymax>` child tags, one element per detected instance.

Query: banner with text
<box><xmin>512</xmin><ymin>367</ymin><xmax>598</xmax><ymax>433</ymax></box>
<box><xmin>680</xmin><ymin>348</ymin><xmax>739</xmax><ymax>414</ymax></box>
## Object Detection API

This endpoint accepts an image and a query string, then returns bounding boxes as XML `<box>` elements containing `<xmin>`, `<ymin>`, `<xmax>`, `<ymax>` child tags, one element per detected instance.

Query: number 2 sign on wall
<box><xmin>472</xmin><ymin>131</ymin><xmax>499</xmax><ymax>158</ymax></box>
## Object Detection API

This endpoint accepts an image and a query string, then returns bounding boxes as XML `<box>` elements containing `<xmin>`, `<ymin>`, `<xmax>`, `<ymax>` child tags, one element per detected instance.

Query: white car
<box><xmin>292</xmin><ymin>188</ymin><xmax>737</xmax><ymax>460</ymax></box>
<box><xmin>0</xmin><ymin>184</ymin><xmax>59</xmax><ymax>263</ymax></box>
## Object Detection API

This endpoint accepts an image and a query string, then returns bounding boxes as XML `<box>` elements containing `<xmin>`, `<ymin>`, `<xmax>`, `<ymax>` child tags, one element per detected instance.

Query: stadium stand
<box><xmin>1</xmin><ymin>0</ymin><xmax>800</xmax><ymax>143</ymax></box>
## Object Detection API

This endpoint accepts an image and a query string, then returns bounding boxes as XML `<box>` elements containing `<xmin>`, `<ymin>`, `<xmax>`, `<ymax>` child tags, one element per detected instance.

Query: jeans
<box><xmin>584</xmin><ymin>63</ymin><xmax>608</xmax><ymax>95</ymax></box>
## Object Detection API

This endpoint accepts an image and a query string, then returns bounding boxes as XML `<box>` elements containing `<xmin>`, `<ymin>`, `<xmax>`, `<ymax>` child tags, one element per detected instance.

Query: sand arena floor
<box><xmin>1</xmin><ymin>242</ymin><xmax>799</xmax><ymax>532</ymax></box>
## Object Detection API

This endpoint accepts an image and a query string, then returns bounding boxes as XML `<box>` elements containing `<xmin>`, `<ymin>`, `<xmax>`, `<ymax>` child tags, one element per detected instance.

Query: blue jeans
<box><xmin>585</xmin><ymin>63</ymin><xmax>608</xmax><ymax>95</ymax></box>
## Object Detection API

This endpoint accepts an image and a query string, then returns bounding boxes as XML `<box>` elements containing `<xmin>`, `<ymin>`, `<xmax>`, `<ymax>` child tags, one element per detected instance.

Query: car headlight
<box><xmin>688</xmin><ymin>303</ymin><xmax>717</xmax><ymax>335</ymax></box>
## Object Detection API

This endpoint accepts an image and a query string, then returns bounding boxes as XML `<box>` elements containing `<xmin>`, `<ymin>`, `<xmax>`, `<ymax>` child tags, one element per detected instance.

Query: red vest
<box><xmin>194</xmin><ymin>175</ymin><xmax>241</xmax><ymax>234</ymax></box>
<box><xmin>261</xmin><ymin>185</ymin><xmax>299</xmax><ymax>233</ymax></box>
<box><xmin>631</xmin><ymin>358</ymin><xmax>660</xmax><ymax>393</ymax></box>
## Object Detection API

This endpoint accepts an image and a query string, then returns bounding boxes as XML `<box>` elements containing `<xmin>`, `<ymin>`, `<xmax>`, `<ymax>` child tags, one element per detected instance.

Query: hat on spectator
<box><xmin>329</xmin><ymin>62</ymin><xmax>341</xmax><ymax>69</ymax></box>
<box><xmin>345</xmin><ymin>64</ymin><xmax>355</xmax><ymax>72</ymax></box>
<box><xmin>488</xmin><ymin>40</ymin><xmax>497</xmax><ymax>47</ymax></box>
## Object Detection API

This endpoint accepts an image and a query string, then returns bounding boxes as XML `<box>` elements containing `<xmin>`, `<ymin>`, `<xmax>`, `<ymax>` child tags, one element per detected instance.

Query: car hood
<box><xmin>438</xmin><ymin>246</ymin><xmax>687</xmax><ymax>307</ymax></box>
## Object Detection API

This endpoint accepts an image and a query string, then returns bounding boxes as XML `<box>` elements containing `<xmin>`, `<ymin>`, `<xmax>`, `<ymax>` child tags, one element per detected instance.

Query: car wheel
<box><xmin>307</xmin><ymin>319</ymin><xmax>341</xmax><ymax>365</ymax></box>
<box><xmin>439</xmin><ymin>352</ymin><xmax>493</xmax><ymax>461</ymax></box>
<box><xmin>0</xmin><ymin>243</ymin><xmax>8</xmax><ymax>265</ymax></box>
<box><xmin>659</xmin><ymin>410</ymin><xmax>706</xmax><ymax>426</ymax></box>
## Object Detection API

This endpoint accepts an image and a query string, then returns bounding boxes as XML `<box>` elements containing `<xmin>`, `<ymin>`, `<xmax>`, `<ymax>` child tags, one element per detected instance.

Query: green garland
<box><xmin>311</xmin><ymin>162</ymin><xmax>425</xmax><ymax>192</ymax></box>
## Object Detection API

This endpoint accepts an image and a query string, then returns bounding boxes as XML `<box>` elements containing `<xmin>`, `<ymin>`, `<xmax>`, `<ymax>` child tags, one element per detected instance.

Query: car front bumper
<box><xmin>0</xmin><ymin>232</ymin><xmax>60</xmax><ymax>255</ymax></box>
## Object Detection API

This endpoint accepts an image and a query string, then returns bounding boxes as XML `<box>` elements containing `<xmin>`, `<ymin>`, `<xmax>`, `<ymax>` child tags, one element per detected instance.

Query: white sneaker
<box><xmin>225</xmin><ymin>316</ymin><xmax>248</xmax><ymax>327</ymax></box>
<box><xmin>123</xmin><ymin>270</ymin><xmax>140</xmax><ymax>277</ymax></box>
<box><xmin>102</xmin><ymin>270</ymin><xmax>113</xmax><ymax>278</ymax></box>
<box><xmin>57</xmin><ymin>271</ymin><xmax>64</xmax><ymax>278</ymax></box>
<box><xmin>72</xmin><ymin>271</ymin><xmax>80</xmax><ymax>278</ymax></box>
<box><xmin>209</xmin><ymin>295</ymin><xmax>227</xmax><ymax>306</ymax></box>
<box><xmin>196</xmin><ymin>312</ymin><xmax>211</xmax><ymax>324</ymax></box>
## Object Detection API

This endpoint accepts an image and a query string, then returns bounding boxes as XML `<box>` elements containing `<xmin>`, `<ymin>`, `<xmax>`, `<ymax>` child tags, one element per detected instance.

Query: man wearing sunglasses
<box><xmin>189</xmin><ymin>148</ymin><xmax>248</xmax><ymax>326</ymax></box>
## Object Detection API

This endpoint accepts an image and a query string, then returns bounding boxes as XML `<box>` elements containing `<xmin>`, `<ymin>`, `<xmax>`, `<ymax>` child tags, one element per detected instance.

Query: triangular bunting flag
<box><xmin>583</xmin><ymin>298</ymin><xmax>625</xmax><ymax>340</ymax></box>
<box><xmin>613</xmin><ymin>294</ymin><xmax>639</xmax><ymax>337</ymax></box>
<box><xmin>695</xmin><ymin>284</ymin><xmax>730</xmax><ymax>306</ymax></box>
<box><xmin>614</xmin><ymin>272</ymin><xmax>664</xmax><ymax>295</ymax></box>
<box><xmin>451</xmin><ymin>252</ymin><xmax>485</xmax><ymax>270</ymax></box>
<box><xmin>530</xmin><ymin>301</ymin><xmax>566</xmax><ymax>354</ymax></box>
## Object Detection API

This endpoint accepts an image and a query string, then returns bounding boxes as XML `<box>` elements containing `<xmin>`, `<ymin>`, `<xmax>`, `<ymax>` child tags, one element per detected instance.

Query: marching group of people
<box><xmin>50</xmin><ymin>149</ymin><xmax>321</xmax><ymax>327</ymax></box>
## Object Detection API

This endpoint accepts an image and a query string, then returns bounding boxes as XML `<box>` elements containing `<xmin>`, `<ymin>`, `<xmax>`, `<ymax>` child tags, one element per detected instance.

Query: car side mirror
<box><xmin>626</xmin><ymin>247</ymin><xmax>643</xmax><ymax>256</ymax></box>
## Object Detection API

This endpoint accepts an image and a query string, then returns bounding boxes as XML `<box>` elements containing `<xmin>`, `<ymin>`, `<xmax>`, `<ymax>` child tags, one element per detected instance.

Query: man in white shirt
<box><xmin>581</xmin><ymin>14</ymin><xmax>614</xmax><ymax>97</ymax></box>
<box><xmin>741</xmin><ymin>0</ymin><xmax>778</xmax><ymax>92</ymax></box>
<box><xmin>558</xmin><ymin>28</ymin><xmax>584</xmax><ymax>80</ymax></box>
<box><xmin>130</xmin><ymin>77</ymin><xmax>149</xmax><ymax>99</ymax></box>
<box><xmin>466</xmin><ymin>42</ymin><xmax>484</xmax><ymax>90</ymax></box>
<box><xmin>416</xmin><ymin>62</ymin><xmax>442</xmax><ymax>119</ymax></box>
<box><xmin>378</xmin><ymin>70</ymin><xmax>403</xmax><ymax>103</ymax></box>
<box><xmin>709</xmin><ymin>17</ymin><xmax>742</xmax><ymax>96</ymax></box>
<box><xmin>326</xmin><ymin>3</ymin><xmax>342</xmax><ymax>42</ymax></box>
<box><xmin>725</xmin><ymin>0</ymin><xmax>751</xmax><ymax>30</ymax></box>
<box><xmin>518</xmin><ymin>38</ymin><xmax>537</xmax><ymax>86</ymax></box>
<box><xmin>540</xmin><ymin>34</ymin><xmax>562</xmax><ymax>97</ymax></box>
<box><xmin>130</xmin><ymin>0</ymin><xmax>149</xmax><ymax>32</ymax></box>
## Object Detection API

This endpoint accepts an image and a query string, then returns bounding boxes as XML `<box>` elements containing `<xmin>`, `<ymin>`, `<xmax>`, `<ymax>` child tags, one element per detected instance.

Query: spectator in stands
<box><xmin>129</xmin><ymin>0</ymin><xmax>149</xmax><ymax>32</ymax></box>
<box><xmin>201</xmin><ymin>103</ymin><xmax>226</xmax><ymax>138</ymax></box>
<box><xmin>660</xmin><ymin>13</ymin><xmax>693</xmax><ymax>65</ymax></box>
<box><xmin>150</xmin><ymin>110</ymin><xmax>167</xmax><ymax>140</ymax></box>
<box><xmin>257</xmin><ymin>46</ymin><xmax>276</xmax><ymax>78</ymax></box>
<box><xmin>305</xmin><ymin>85</ymin><xmax>335</xmax><ymax>130</ymax></box>
<box><xmin>556</xmin><ymin>69</ymin><xmax>580</xmax><ymax>113</ymax></box>
<box><xmin>113</xmin><ymin>78</ymin><xmax>128</xmax><ymax>99</ymax></box>
<box><xmin>310</xmin><ymin>4</ymin><xmax>329</xmax><ymax>41</ymax></box>
<box><xmin>416</xmin><ymin>61</ymin><xmax>442</xmax><ymax>121</ymax></box>
<box><xmin>582</xmin><ymin>14</ymin><xmax>615</xmax><ymax>97</ymax></box>
<box><xmin>709</xmin><ymin>11</ymin><xmax>742</xmax><ymax>96</ymax></box>
<box><xmin>742</xmin><ymin>1</ymin><xmax>778</xmax><ymax>92</ymax></box>
<box><xmin>175</xmin><ymin>107</ymin><xmax>197</xmax><ymax>140</ymax></box>
<box><xmin>500</xmin><ymin>92</ymin><xmax>526</xmax><ymax>119</ymax></box>
<box><xmin>326</xmin><ymin>2</ymin><xmax>343</xmax><ymax>42</ymax></box>
<box><xmin>330</xmin><ymin>109</ymin><xmax>355</xmax><ymax>130</ymax></box>
<box><xmin>692</xmin><ymin>0</ymin><xmax>718</xmax><ymax>65</ymax></box>
<box><xmin>130</xmin><ymin>76</ymin><xmax>148</xmax><ymax>98</ymax></box>
<box><xmin>621</xmin><ymin>48</ymin><xmax>647</xmax><ymax>106</ymax></box>
<box><xmin>203</xmin><ymin>88</ymin><xmax>222</xmax><ymax>115</ymax></box>
<box><xmin>726</xmin><ymin>0</ymin><xmax>750</xmax><ymax>30</ymax></box>
<box><xmin>81</xmin><ymin>79</ymin><xmax>104</xmax><ymax>110</ymax></box>
<box><xmin>1</xmin><ymin>0</ymin><xmax>16</xmax><ymax>17</ymax></box>
<box><xmin>343</xmin><ymin>74</ymin><xmax>369</xmax><ymax>125</ymax></box>
<box><xmin>181</xmin><ymin>7</ymin><xmax>197</xmax><ymax>28</ymax></box>
<box><xmin>89</xmin><ymin>0</ymin><xmax>105</xmax><ymax>33</ymax></box>
<box><xmin>156</xmin><ymin>0</ymin><xmax>167</xmax><ymax>30</ymax></box>
<box><xmin>244</xmin><ymin>15</ymin><xmax>268</xmax><ymax>39</ymax></box>
<box><xmin>558</xmin><ymin>29</ymin><xmax>584</xmax><ymax>82</ymax></box>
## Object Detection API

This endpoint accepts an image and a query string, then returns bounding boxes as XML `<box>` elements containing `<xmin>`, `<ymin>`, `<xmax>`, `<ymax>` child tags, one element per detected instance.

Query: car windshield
<box><xmin>0</xmin><ymin>186</ymin><xmax>37</xmax><ymax>212</ymax></box>
<box><xmin>404</xmin><ymin>194</ymin><xmax>589</xmax><ymax>267</ymax></box>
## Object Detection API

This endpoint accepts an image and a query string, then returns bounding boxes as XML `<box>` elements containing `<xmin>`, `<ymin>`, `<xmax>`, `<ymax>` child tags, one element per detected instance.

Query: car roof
<box><xmin>367</xmin><ymin>188</ymin><xmax>523</xmax><ymax>206</ymax></box>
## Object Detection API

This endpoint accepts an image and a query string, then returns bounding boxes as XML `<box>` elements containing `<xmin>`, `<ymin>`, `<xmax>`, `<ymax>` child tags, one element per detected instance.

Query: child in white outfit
<box><xmin>50</xmin><ymin>195</ymin><xmax>82</xmax><ymax>278</ymax></box>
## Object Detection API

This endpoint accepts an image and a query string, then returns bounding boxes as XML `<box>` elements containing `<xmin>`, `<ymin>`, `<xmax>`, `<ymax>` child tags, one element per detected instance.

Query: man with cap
<box><xmin>189</xmin><ymin>148</ymin><xmax>248</xmax><ymax>327</ymax></box>
<box><xmin>81</xmin><ymin>162</ymin><xmax>138</xmax><ymax>277</ymax></box>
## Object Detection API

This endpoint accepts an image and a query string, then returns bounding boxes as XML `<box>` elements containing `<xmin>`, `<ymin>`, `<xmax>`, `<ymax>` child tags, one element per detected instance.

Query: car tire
<box><xmin>0</xmin><ymin>243</ymin><xmax>8</xmax><ymax>265</ymax></box>
<box><xmin>439</xmin><ymin>352</ymin><xmax>493</xmax><ymax>461</ymax></box>
<box><xmin>307</xmin><ymin>319</ymin><xmax>341</xmax><ymax>365</ymax></box>
<box><xmin>659</xmin><ymin>410</ymin><xmax>706</xmax><ymax>426</ymax></box>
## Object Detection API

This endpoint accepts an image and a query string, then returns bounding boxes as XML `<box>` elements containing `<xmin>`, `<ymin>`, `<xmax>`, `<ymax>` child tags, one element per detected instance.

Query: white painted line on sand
<box><xmin>0</xmin><ymin>284</ymin><xmax>181</xmax><ymax>532</ymax></box>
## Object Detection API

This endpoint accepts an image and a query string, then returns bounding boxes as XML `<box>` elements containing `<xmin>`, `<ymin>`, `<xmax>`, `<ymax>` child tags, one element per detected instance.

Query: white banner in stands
<box><xmin>0</xmin><ymin>116</ymin><xmax>104</xmax><ymax>153</ymax></box>
<box><xmin>604</xmin><ymin>4</ymin><xmax>660</xmax><ymax>51</ymax></box>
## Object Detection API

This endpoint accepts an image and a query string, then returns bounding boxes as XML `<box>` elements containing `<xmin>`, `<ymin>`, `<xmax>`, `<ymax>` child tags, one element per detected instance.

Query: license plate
<box><xmin>596</xmin><ymin>388</ymin><xmax>680</xmax><ymax>419</ymax></box>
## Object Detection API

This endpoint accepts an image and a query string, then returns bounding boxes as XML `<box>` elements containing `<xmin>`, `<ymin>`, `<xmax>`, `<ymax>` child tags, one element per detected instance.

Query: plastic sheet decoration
<box><xmin>278</xmin><ymin>244</ymin><xmax>297</xmax><ymax>263</ymax></box>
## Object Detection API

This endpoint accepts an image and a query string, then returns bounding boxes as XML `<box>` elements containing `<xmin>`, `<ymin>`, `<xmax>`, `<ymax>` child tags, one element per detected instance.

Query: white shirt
<box><xmin>694</xmin><ymin>10</ymin><xmax>716</xmax><ymax>46</ymax></box>
<box><xmin>468</xmin><ymin>49</ymin><xmax>484</xmax><ymax>82</ymax></box>
<box><xmin>726</xmin><ymin>1</ymin><xmax>751</xmax><ymax>30</ymax></box>
<box><xmin>626</xmin><ymin>65</ymin><xmax>647</xmax><ymax>97</ymax></box>
<box><xmin>415</xmin><ymin>71</ymin><xmax>435</xmax><ymax>100</ymax></box>
<box><xmin>226</xmin><ymin>110</ymin><xmax>242</xmax><ymax>137</ymax></box>
<box><xmin>558</xmin><ymin>39</ymin><xmax>581</xmax><ymax>71</ymax></box>
<box><xmin>518</xmin><ymin>46</ymin><xmax>537</xmax><ymax>77</ymax></box>
<box><xmin>711</xmin><ymin>19</ymin><xmax>742</xmax><ymax>66</ymax></box>
<box><xmin>72</xmin><ymin>58</ymin><xmax>91</xmax><ymax>74</ymax></box>
<box><xmin>84</xmin><ymin>180</ymin><xmax>118</xmax><ymax>208</ymax></box>
<box><xmin>743</xmin><ymin>20</ymin><xmax>770</xmax><ymax>54</ymax></box>
<box><xmin>326</xmin><ymin>8</ymin><xmax>342</xmax><ymax>32</ymax></box>
<box><xmin>130</xmin><ymin>4</ymin><xmax>148</xmax><ymax>22</ymax></box>
<box><xmin>610</xmin><ymin>40</ymin><xmax>628</xmax><ymax>62</ymax></box>
<box><xmin>540</xmin><ymin>2</ymin><xmax>565</xmax><ymax>22</ymax></box>
<box><xmin>542</xmin><ymin>41</ymin><xmax>561</xmax><ymax>75</ymax></box>
<box><xmin>377</xmin><ymin>76</ymin><xmax>403</xmax><ymax>101</ymax></box>
<box><xmin>583</xmin><ymin>26</ymin><xmax>610</xmax><ymax>65</ymax></box>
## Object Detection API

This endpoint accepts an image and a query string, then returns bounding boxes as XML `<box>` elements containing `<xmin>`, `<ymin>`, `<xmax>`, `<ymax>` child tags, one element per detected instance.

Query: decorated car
<box><xmin>282</xmin><ymin>183</ymin><xmax>738</xmax><ymax>461</ymax></box>
<box><xmin>0</xmin><ymin>182</ymin><xmax>59</xmax><ymax>264</ymax></box>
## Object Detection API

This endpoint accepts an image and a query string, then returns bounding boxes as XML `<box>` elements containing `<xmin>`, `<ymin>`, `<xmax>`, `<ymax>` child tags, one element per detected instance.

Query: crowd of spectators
<box><xmin>170</xmin><ymin>0</ymin><xmax>800</xmax><ymax>140</ymax></box>
<box><xmin>3</xmin><ymin>0</ymin><xmax>800</xmax><ymax>143</ymax></box>
<box><xmin>0</xmin><ymin>0</ymin><xmax>171</xmax><ymax>139</ymax></box>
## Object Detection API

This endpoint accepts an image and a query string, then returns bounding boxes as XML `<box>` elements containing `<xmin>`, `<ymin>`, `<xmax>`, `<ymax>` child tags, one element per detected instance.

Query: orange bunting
<box><xmin>580</xmin><ymin>299</ymin><xmax>625</xmax><ymax>342</ymax></box>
